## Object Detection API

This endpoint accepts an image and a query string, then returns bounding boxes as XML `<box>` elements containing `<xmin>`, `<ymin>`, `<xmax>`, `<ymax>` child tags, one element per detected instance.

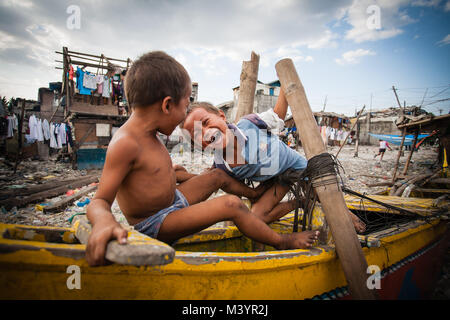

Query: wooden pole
<box><xmin>392</xmin><ymin>86</ymin><xmax>403</xmax><ymax>110</ymax></box>
<box><xmin>63</xmin><ymin>47</ymin><xmax>70</xmax><ymax>119</ymax></box>
<box><xmin>13</xmin><ymin>99</ymin><xmax>26</xmax><ymax>174</ymax></box>
<box><xmin>402</xmin><ymin>129</ymin><xmax>419</xmax><ymax>176</ymax></box>
<box><xmin>391</xmin><ymin>87</ymin><xmax>407</xmax><ymax>182</ymax></box>
<box><xmin>336</xmin><ymin>106</ymin><xmax>365</xmax><ymax>158</ymax></box>
<box><xmin>391</xmin><ymin>128</ymin><xmax>406</xmax><ymax>182</ymax></box>
<box><xmin>234</xmin><ymin>51</ymin><xmax>260</xmax><ymax>123</ymax></box>
<box><xmin>354</xmin><ymin>120</ymin><xmax>360</xmax><ymax>157</ymax></box>
<box><xmin>276</xmin><ymin>59</ymin><xmax>377</xmax><ymax>300</ymax></box>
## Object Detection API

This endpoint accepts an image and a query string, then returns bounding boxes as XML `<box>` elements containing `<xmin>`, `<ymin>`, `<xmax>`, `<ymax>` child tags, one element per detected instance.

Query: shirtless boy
<box><xmin>180</xmin><ymin>89</ymin><xmax>366</xmax><ymax>233</ymax></box>
<box><xmin>85</xmin><ymin>51</ymin><xmax>319</xmax><ymax>266</ymax></box>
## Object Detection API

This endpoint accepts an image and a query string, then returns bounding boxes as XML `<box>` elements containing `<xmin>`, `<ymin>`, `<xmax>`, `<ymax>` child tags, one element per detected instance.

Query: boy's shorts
<box><xmin>379</xmin><ymin>148</ymin><xmax>386</xmax><ymax>153</ymax></box>
<box><xmin>133</xmin><ymin>189</ymin><xmax>189</xmax><ymax>239</ymax></box>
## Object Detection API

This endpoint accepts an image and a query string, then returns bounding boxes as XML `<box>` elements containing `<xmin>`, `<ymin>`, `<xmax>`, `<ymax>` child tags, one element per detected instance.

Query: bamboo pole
<box><xmin>63</xmin><ymin>47</ymin><xmax>69</xmax><ymax>119</ymax></box>
<box><xmin>391</xmin><ymin>88</ymin><xmax>407</xmax><ymax>183</ymax></box>
<box><xmin>276</xmin><ymin>58</ymin><xmax>377</xmax><ymax>300</ymax></box>
<box><xmin>354</xmin><ymin>120</ymin><xmax>360</xmax><ymax>157</ymax></box>
<box><xmin>55</xmin><ymin>50</ymin><xmax>129</xmax><ymax>63</ymax></box>
<box><xmin>402</xmin><ymin>129</ymin><xmax>419</xmax><ymax>176</ymax></box>
<box><xmin>233</xmin><ymin>52</ymin><xmax>260</xmax><ymax>123</ymax></box>
<box><xmin>336</xmin><ymin>106</ymin><xmax>365</xmax><ymax>158</ymax></box>
<box><xmin>391</xmin><ymin>128</ymin><xmax>406</xmax><ymax>183</ymax></box>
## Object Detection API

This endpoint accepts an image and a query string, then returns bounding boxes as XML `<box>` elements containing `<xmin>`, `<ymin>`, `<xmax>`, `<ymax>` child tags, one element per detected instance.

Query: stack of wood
<box><xmin>0</xmin><ymin>174</ymin><xmax>99</xmax><ymax>212</ymax></box>
<box><xmin>388</xmin><ymin>170</ymin><xmax>449</xmax><ymax>197</ymax></box>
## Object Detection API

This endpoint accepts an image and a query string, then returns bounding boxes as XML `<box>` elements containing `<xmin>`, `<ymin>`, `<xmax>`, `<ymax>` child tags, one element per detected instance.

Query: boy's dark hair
<box><xmin>125</xmin><ymin>51</ymin><xmax>191</xmax><ymax>108</ymax></box>
<box><xmin>179</xmin><ymin>101</ymin><xmax>221</xmax><ymax>128</ymax></box>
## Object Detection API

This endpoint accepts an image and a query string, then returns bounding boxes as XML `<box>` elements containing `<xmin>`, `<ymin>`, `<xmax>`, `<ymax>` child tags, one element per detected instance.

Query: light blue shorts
<box><xmin>133</xmin><ymin>189</ymin><xmax>189</xmax><ymax>239</ymax></box>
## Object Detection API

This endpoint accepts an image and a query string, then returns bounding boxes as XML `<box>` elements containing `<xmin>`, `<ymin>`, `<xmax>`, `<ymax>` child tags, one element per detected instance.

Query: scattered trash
<box><xmin>76</xmin><ymin>198</ymin><xmax>90</xmax><ymax>207</ymax></box>
<box><xmin>67</xmin><ymin>212</ymin><xmax>86</xmax><ymax>224</ymax></box>
<box><xmin>35</xmin><ymin>203</ymin><xmax>50</xmax><ymax>211</ymax></box>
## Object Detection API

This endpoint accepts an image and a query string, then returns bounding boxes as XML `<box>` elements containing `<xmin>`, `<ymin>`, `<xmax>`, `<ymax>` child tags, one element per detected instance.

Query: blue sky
<box><xmin>0</xmin><ymin>0</ymin><xmax>449</xmax><ymax>116</ymax></box>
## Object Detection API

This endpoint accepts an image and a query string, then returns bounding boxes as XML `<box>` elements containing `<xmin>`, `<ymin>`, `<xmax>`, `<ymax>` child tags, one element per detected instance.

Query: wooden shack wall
<box><xmin>39</xmin><ymin>90</ymin><xmax>64</xmax><ymax>123</ymax></box>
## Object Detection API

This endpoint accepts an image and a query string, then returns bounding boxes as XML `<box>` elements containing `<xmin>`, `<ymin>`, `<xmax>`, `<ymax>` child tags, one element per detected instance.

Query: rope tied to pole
<box><xmin>274</xmin><ymin>152</ymin><xmax>345</xmax><ymax>232</ymax></box>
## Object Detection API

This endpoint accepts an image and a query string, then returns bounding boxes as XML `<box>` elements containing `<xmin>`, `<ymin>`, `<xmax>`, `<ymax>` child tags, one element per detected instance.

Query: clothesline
<box><xmin>27</xmin><ymin>114</ymin><xmax>74</xmax><ymax>149</ymax></box>
<box><xmin>0</xmin><ymin>113</ymin><xmax>18</xmax><ymax>140</ymax></box>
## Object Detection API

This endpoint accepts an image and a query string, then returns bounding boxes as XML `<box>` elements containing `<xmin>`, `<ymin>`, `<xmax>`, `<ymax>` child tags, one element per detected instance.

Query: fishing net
<box><xmin>272</xmin><ymin>152</ymin><xmax>444</xmax><ymax>235</ymax></box>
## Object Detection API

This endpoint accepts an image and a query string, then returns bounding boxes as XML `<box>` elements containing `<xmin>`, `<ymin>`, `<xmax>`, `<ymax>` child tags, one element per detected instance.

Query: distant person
<box><xmin>374</xmin><ymin>140</ymin><xmax>392</xmax><ymax>161</ymax></box>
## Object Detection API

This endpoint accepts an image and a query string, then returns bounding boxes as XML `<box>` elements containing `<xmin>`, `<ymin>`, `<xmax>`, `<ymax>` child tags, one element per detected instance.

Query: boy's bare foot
<box><xmin>350</xmin><ymin>212</ymin><xmax>366</xmax><ymax>233</ymax></box>
<box><xmin>278</xmin><ymin>230</ymin><xmax>320</xmax><ymax>250</ymax></box>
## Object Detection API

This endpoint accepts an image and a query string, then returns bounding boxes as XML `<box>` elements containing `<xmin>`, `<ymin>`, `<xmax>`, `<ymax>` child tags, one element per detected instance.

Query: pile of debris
<box><xmin>0</xmin><ymin>144</ymin><xmax>442</xmax><ymax>228</ymax></box>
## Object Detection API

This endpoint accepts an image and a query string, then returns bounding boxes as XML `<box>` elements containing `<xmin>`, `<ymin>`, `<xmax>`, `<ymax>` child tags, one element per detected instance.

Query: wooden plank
<box><xmin>365</xmin><ymin>182</ymin><xmax>394</xmax><ymax>187</ymax></box>
<box><xmin>397</xmin><ymin>114</ymin><xmax>450</xmax><ymax>129</ymax></box>
<box><xmin>0</xmin><ymin>175</ymin><xmax>99</xmax><ymax>210</ymax></box>
<box><xmin>75</xmin><ymin>123</ymin><xmax>96</xmax><ymax>148</ymax></box>
<box><xmin>43</xmin><ymin>185</ymin><xmax>97</xmax><ymax>213</ymax></box>
<box><xmin>275</xmin><ymin>58</ymin><xmax>376</xmax><ymax>300</ymax></box>
<box><xmin>70</xmin><ymin>103</ymin><xmax>118</xmax><ymax>116</ymax></box>
<box><xmin>65</xmin><ymin>50</ymin><xmax>129</xmax><ymax>63</ymax></box>
<box><xmin>394</xmin><ymin>173</ymin><xmax>432</xmax><ymax>197</ymax></box>
<box><xmin>72</xmin><ymin>216</ymin><xmax>175</xmax><ymax>266</ymax></box>
<box><xmin>0</xmin><ymin>177</ymin><xmax>85</xmax><ymax>198</ymax></box>
<box><xmin>234</xmin><ymin>52</ymin><xmax>260</xmax><ymax>123</ymax></box>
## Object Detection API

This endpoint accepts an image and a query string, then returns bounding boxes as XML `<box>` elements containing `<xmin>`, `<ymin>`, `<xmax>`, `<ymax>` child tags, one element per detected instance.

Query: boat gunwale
<box><xmin>0</xmin><ymin>218</ymin><xmax>445</xmax><ymax>266</ymax></box>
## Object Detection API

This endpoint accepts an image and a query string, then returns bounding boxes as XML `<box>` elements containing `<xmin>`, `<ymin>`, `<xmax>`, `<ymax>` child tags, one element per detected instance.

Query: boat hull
<box><xmin>0</xmin><ymin>217</ymin><xmax>448</xmax><ymax>300</ymax></box>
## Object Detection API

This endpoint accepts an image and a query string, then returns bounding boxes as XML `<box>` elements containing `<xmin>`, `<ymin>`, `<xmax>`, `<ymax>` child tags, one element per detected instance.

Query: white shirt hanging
<box><xmin>28</xmin><ymin>115</ymin><xmax>39</xmax><ymax>140</ymax></box>
<box><xmin>49</xmin><ymin>122</ymin><xmax>58</xmax><ymax>149</ymax></box>
<box><xmin>42</xmin><ymin>119</ymin><xmax>50</xmax><ymax>140</ymax></box>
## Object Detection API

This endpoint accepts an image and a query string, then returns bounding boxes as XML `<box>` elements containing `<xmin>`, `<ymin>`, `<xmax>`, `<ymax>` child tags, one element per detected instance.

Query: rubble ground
<box><xmin>0</xmin><ymin>144</ymin><xmax>448</xmax><ymax>299</ymax></box>
<box><xmin>0</xmin><ymin>144</ymin><xmax>440</xmax><ymax>227</ymax></box>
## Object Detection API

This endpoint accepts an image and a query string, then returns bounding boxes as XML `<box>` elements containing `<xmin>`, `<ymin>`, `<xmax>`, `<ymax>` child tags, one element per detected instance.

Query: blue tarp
<box><xmin>368</xmin><ymin>133</ymin><xmax>430</xmax><ymax>146</ymax></box>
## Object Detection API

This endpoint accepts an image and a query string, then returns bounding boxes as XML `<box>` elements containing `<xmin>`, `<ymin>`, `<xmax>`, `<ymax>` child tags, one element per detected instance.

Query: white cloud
<box><xmin>342</xmin><ymin>0</ymin><xmax>417</xmax><ymax>43</ymax></box>
<box><xmin>306</xmin><ymin>30</ymin><xmax>339</xmax><ymax>49</ymax></box>
<box><xmin>411</xmin><ymin>0</ymin><xmax>441</xmax><ymax>7</ymax></box>
<box><xmin>445</xmin><ymin>0</ymin><xmax>450</xmax><ymax>11</ymax></box>
<box><xmin>335</xmin><ymin>48</ymin><xmax>375</xmax><ymax>65</ymax></box>
<box><xmin>437</xmin><ymin>34</ymin><xmax>450</xmax><ymax>45</ymax></box>
<box><xmin>2</xmin><ymin>0</ymin><xmax>33</xmax><ymax>8</ymax></box>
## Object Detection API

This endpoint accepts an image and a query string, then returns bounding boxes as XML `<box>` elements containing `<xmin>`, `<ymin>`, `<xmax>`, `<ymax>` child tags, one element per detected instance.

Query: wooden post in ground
<box><xmin>402</xmin><ymin>129</ymin><xmax>419</xmax><ymax>176</ymax></box>
<box><xmin>391</xmin><ymin>128</ymin><xmax>407</xmax><ymax>183</ymax></box>
<box><xmin>233</xmin><ymin>51</ymin><xmax>260</xmax><ymax>123</ymax></box>
<box><xmin>391</xmin><ymin>88</ymin><xmax>407</xmax><ymax>183</ymax></box>
<box><xmin>276</xmin><ymin>58</ymin><xmax>377</xmax><ymax>300</ymax></box>
<box><xmin>63</xmin><ymin>46</ymin><xmax>70</xmax><ymax>119</ymax></box>
<box><xmin>13</xmin><ymin>99</ymin><xmax>26</xmax><ymax>174</ymax></box>
<box><xmin>336</xmin><ymin>106</ymin><xmax>365</xmax><ymax>158</ymax></box>
<box><xmin>354</xmin><ymin>117</ymin><xmax>361</xmax><ymax>157</ymax></box>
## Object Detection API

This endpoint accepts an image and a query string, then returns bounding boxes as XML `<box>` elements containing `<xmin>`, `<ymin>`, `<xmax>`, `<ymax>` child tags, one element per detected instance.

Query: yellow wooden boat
<box><xmin>0</xmin><ymin>194</ymin><xmax>448</xmax><ymax>300</ymax></box>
